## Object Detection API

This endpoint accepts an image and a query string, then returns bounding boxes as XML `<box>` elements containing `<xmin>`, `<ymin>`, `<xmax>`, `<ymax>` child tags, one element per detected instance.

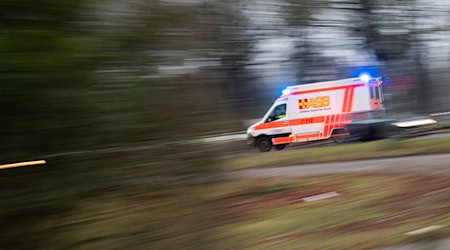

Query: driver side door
<box><xmin>260</xmin><ymin>103</ymin><xmax>291</xmax><ymax>136</ymax></box>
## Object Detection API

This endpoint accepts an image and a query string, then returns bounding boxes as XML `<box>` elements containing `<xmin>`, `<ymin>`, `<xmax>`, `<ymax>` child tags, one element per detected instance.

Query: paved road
<box><xmin>230</xmin><ymin>153</ymin><xmax>450</xmax><ymax>179</ymax></box>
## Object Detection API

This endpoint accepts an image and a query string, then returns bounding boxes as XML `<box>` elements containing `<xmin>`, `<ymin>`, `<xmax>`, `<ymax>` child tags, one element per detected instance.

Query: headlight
<box><xmin>247</xmin><ymin>127</ymin><xmax>254</xmax><ymax>134</ymax></box>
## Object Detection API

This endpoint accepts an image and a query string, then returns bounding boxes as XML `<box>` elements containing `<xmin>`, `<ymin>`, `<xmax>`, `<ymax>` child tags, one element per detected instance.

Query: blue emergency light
<box><xmin>282</xmin><ymin>89</ymin><xmax>291</xmax><ymax>95</ymax></box>
<box><xmin>359</xmin><ymin>73</ymin><xmax>371</xmax><ymax>83</ymax></box>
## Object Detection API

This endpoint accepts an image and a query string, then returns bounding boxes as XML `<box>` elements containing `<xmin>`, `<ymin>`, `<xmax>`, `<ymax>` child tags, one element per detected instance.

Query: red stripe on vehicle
<box><xmin>295</xmin><ymin>133</ymin><xmax>320</xmax><ymax>141</ymax></box>
<box><xmin>348</xmin><ymin>87</ymin><xmax>355</xmax><ymax>112</ymax></box>
<box><xmin>329</xmin><ymin>115</ymin><xmax>336</xmax><ymax>136</ymax></box>
<box><xmin>272</xmin><ymin>137</ymin><xmax>293</xmax><ymax>145</ymax></box>
<box><xmin>324</xmin><ymin>115</ymin><xmax>330</xmax><ymax>137</ymax></box>
<box><xmin>342</xmin><ymin>88</ymin><xmax>349</xmax><ymax>112</ymax></box>
<box><xmin>336</xmin><ymin>113</ymin><xmax>341</xmax><ymax>128</ymax></box>
<box><xmin>254</xmin><ymin>116</ymin><xmax>325</xmax><ymax>131</ymax></box>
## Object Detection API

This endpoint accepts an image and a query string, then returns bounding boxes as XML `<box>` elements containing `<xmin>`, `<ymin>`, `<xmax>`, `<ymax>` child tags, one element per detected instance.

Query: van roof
<box><xmin>286</xmin><ymin>77</ymin><xmax>363</xmax><ymax>92</ymax></box>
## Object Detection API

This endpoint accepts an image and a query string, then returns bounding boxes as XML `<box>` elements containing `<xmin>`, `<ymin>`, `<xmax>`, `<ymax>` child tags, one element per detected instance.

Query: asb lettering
<box><xmin>299</xmin><ymin>96</ymin><xmax>330</xmax><ymax>110</ymax></box>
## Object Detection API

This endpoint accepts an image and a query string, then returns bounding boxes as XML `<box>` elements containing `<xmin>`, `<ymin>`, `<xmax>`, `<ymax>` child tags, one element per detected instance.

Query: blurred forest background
<box><xmin>2</xmin><ymin>0</ymin><xmax>450</xmax><ymax>160</ymax></box>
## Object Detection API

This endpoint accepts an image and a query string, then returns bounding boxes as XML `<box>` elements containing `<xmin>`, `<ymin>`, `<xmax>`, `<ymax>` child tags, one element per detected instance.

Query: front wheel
<box><xmin>257</xmin><ymin>137</ymin><xmax>273</xmax><ymax>152</ymax></box>
<box><xmin>274</xmin><ymin>144</ymin><xmax>286</xmax><ymax>151</ymax></box>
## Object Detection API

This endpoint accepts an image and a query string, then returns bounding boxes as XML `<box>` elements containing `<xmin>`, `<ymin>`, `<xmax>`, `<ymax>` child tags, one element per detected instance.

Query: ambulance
<box><xmin>247</xmin><ymin>76</ymin><xmax>385</xmax><ymax>152</ymax></box>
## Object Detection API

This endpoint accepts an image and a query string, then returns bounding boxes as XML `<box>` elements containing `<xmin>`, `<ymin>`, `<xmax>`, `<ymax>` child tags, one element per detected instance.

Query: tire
<box><xmin>332</xmin><ymin>129</ymin><xmax>348</xmax><ymax>144</ymax></box>
<box><xmin>257</xmin><ymin>137</ymin><xmax>273</xmax><ymax>152</ymax></box>
<box><xmin>333</xmin><ymin>134</ymin><xmax>346</xmax><ymax>144</ymax></box>
<box><xmin>274</xmin><ymin>144</ymin><xmax>286</xmax><ymax>151</ymax></box>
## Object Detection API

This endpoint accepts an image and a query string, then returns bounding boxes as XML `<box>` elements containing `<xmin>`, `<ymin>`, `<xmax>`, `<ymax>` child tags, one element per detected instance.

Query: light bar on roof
<box><xmin>282</xmin><ymin>89</ymin><xmax>291</xmax><ymax>95</ymax></box>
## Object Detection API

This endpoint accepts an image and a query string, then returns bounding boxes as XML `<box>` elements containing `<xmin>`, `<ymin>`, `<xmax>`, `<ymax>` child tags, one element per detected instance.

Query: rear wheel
<box><xmin>257</xmin><ymin>137</ymin><xmax>272</xmax><ymax>152</ymax></box>
<box><xmin>274</xmin><ymin>144</ymin><xmax>286</xmax><ymax>151</ymax></box>
<box><xmin>332</xmin><ymin>129</ymin><xmax>348</xmax><ymax>144</ymax></box>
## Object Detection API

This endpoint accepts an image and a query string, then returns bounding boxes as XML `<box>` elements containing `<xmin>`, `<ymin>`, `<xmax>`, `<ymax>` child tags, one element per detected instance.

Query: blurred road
<box><xmin>192</xmin><ymin>127</ymin><xmax>450</xmax><ymax>146</ymax></box>
<box><xmin>231</xmin><ymin>153</ymin><xmax>450</xmax><ymax>179</ymax></box>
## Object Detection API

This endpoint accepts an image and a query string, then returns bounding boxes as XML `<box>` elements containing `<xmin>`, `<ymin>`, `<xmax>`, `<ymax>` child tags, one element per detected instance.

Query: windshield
<box><xmin>266</xmin><ymin>103</ymin><xmax>286</xmax><ymax>122</ymax></box>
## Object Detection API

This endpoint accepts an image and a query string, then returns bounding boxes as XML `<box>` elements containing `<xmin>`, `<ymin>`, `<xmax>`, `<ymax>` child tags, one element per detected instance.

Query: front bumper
<box><xmin>247</xmin><ymin>134</ymin><xmax>255</xmax><ymax>146</ymax></box>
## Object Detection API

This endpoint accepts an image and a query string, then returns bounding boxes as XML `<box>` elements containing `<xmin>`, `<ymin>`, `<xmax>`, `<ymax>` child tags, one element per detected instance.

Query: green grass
<box><xmin>436</xmin><ymin>122</ymin><xmax>450</xmax><ymax>127</ymax></box>
<box><xmin>219</xmin><ymin>137</ymin><xmax>450</xmax><ymax>170</ymax></box>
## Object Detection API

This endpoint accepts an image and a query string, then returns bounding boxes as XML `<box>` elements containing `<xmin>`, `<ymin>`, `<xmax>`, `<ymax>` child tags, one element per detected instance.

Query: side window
<box><xmin>267</xmin><ymin>104</ymin><xmax>287</xmax><ymax>122</ymax></box>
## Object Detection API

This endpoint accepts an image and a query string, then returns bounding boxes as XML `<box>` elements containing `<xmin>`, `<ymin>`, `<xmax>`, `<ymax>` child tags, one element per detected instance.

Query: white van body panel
<box><xmin>247</xmin><ymin>77</ymin><xmax>384</xmax><ymax>146</ymax></box>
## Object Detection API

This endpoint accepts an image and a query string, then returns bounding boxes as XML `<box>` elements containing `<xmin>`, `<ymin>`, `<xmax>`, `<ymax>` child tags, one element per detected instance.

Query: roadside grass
<box><xmin>436</xmin><ymin>122</ymin><xmax>450</xmax><ymax>127</ymax></box>
<box><xmin>2</xmin><ymin>169</ymin><xmax>448</xmax><ymax>249</ymax></box>
<box><xmin>219</xmin><ymin>137</ymin><xmax>450</xmax><ymax>170</ymax></box>
<box><xmin>2</xmin><ymin>140</ymin><xmax>450</xmax><ymax>249</ymax></box>
<box><xmin>209</xmin><ymin>174</ymin><xmax>450</xmax><ymax>249</ymax></box>
<box><xmin>0</xmin><ymin>152</ymin><xmax>223</xmax><ymax>249</ymax></box>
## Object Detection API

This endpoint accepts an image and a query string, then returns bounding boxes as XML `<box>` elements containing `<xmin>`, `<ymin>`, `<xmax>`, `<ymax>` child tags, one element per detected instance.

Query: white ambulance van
<box><xmin>247</xmin><ymin>76</ymin><xmax>385</xmax><ymax>152</ymax></box>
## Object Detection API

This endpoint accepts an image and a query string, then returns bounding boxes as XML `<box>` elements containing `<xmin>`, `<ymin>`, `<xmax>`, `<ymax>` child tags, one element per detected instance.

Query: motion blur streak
<box><xmin>394</xmin><ymin>118</ymin><xmax>438</xmax><ymax>128</ymax></box>
<box><xmin>0</xmin><ymin>160</ymin><xmax>46</xmax><ymax>170</ymax></box>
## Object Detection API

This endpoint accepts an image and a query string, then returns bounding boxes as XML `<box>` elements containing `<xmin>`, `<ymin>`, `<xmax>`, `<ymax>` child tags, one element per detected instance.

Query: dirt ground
<box><xmin>215</xmin><ymin>174</ymin><xmax>450</xmax><ymax>238</ymax></box>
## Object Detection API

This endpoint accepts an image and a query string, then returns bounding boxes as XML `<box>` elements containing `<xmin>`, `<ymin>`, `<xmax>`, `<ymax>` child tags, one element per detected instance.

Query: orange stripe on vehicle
<box><xmin>336</xmin><ymin>113</ymin><xmax>341</xmax><ymax>128</ymax></box>
<box><xmin>254</xmin><ymin>116</ymin><xmax>325</xmax><ymax>131</ymax></box>
<box><xmin>289</xmin><ymin>84</ymin><xmax>365</xmax><ymax>96</ymax></box>
<box><xmin>378</xmin><ymin>87</ymin><xmax>383</xmax><ymax>109</ymax></box>
<box><xmin>329</xmin><ymin>115</ymin><xmax>335</xmax><ymax>136</ymax></box>
<box><xmin>346</xmin><ymin>87</ymin><xmax>355</xmax><ymax>112</ymax></box>
<box><xmin>272</xmin><ymin>137</ymin><xmax>293</xmax><ymax>145</ymax></box>
<box><xmin>254</xmin><ymin>120</ymin><xmax>289</xmax><ymax>130</ymax></box>
<box><xmin>324</xmin><ymin>115</ymin><xmax>330</xmax><ymax>137</ymax></box>
<box><xmin>342</xmin><ymin>88</ymin><xmax>349</xmax><ymax>112</ymax></box>
<box><xmin>370</xmin><ymin>86</ymin><xmax>379</xmax><ymax>110</ymax></box>
<box><xmin>327</xmin><ymin>115</ymin><xmax>332</xmax><ymax>137</ymax></box>
<box><xmin>295</xmin><ymin>133</ymin><xmax>320</xmax><ymax>141</ymax></box>
<box><xmin>289</xmin><ymin>116</ymin><xmax>325</xmax><ymax>126</ymax></box>
<box><xmin>329</xmin><ymin>114</ymin><xmax>333</xmax><ymax>127</ymax></box>
<box><xmin>334</xmin><ymin>115</ymin><xmax>339</xmax><ymax>131</ymax></box>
